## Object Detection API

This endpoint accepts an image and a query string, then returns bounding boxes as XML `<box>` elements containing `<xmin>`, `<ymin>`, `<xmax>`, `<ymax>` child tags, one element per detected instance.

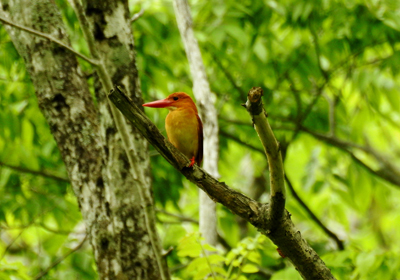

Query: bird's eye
<box><xmin>173</xmin><ymin>97</ymin><xmax>179</xmax><ymax>101</ymax></box>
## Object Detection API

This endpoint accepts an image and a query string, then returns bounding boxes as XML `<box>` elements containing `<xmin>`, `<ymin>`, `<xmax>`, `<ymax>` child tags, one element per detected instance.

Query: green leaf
<box><xmin>207</xmin><ymin>254</ymin><xmax>225</xmax><ymax>264</ymax></box>
<box><xmin>203</xmin><ymin>243</ymin><xmax>218</xmax><ymax>252</ymax></box>
<box><xmin>247</xmin><ymin>251</ymin><xmax>261</xmax><ymax>264</ymax></box>
<box><xmin>177</xmin><ymin>233</ymin><xmax>202</xmax><ymax>258</ymax></box>
<box><xmin>253</xmin><ymin>37</ymin><xmax>268</xmax><ymax>63</ymax></box>
<box><xmin>241</xmin><ymin>264</ymin><xmax>259</xmax><ymax>273</ymax></box>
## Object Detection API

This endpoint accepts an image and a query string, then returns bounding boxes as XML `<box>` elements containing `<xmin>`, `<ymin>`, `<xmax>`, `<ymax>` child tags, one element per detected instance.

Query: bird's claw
<box><xmin>187</xmin><ymin>156</ymin><xmax>196</xmax><ymax>168</ymax></box>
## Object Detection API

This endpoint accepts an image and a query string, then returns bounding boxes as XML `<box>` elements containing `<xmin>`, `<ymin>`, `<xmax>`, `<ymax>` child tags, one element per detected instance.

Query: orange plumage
<box><xmin>143</xmin><ymin>92</ymin><xmax>203</xmax><ymax>167</ymax></box>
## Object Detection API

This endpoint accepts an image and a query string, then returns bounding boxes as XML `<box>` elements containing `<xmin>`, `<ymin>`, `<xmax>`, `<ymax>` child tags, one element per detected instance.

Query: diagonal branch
<box><xmin>33</xmin><ymin>235</ymin><xmax>87</xmax><ymax>280</ymax></box>
<box><xmin>109</xmin><ymin>86</ymin><xmax>260</xmax><ymax>221</ymax></box>
<box><xmin>0</xmin><ymin>161</ymin><xmax>69</xmax><ymax>183</ymax></box>
<box><xmin>220</xmin><ymin>130</ymin><xmax>265</xmax><ymax>154</ymax></box>
<box><xmin>0</xmin><ymin>16</ymin><xmax>97</xmax><ymax>65</ymax></box>
<box><xmin>299</xmin><ymin>125</ymin><xmax>400</xmax><ymax>187</ymax></box>
<box><xmin>130</xmin><ymin>8</ymin><xmax>144</xmax><ymax>23</ymax></box>
<box><xmin>219</xmin><ymin>121</ymin><xmax>344</xmax><ymax>249</ymax></box>
<box><xmin>109</xmin><ymin>86</ymin><xmax>336</xmax><ymax>280</ymax></box>
<box><xmin>285</xmin><ymin>175</ymin><xmax>344</xmax><ymax>250</ymax></box>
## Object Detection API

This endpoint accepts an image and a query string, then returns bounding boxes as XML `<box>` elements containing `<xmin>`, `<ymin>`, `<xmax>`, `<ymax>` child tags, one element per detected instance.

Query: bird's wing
<box><xmin>196</xmin><ymin>114</ymin><xmax>203</xmax><ymax>165</ymax></box>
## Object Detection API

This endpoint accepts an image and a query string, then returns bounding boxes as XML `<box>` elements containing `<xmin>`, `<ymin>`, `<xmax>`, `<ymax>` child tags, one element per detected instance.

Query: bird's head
<box><xmin>142</xmin><ymin>92</ymin><xmax>197</xmax><ymax>112</ymax></box>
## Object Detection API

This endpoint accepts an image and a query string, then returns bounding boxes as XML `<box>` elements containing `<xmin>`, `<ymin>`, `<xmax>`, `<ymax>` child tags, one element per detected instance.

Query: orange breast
<box><xmin>165</xmin><ymin>107</ymin><xmax>200</xmax><ymax>161</ymax></box>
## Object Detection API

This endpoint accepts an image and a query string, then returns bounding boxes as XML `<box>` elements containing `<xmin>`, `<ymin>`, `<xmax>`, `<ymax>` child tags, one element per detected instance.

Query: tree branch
<box><xmin>33</xmin><ymin>235</ymin><xmax>87</xmax><ymax>280</ymax></box>
<box><xmin>109</xmin><ymin>86</ymin><xmax>336</xmax><ymax>280</ymax></box>
<box><xmin>155</xmin><ymin>208</ymin><xmax>198</xmax><ymax>224</ymax></box>
<box><xmin>130</xmin><ymin>8</ymin><xmax>144</xmax><ymax>23</ymax></box>
<box><xmin>219</xmin><ymin>130</ymin><xmax>265</xmax><ymax>154</ymax></box>
<box><xmin>219</xmin><ymin>122</ymin><xmax>344</xmax><ymax>249</ymax></box>
<box><xmin>309</xmin><ymin>23</ymin><xmax>329</xmax><ymax>81</ymax></box>
<box><xmin>285</xmin><ymin>175</ymin><xmax>344</xmax><ymax>250</ymax></box>
<box><xmin>299</xmin><ymin>125</ymin><xmax>400</xmax><ymax>187</ymax></box>
<box><xmin>173</xmin><ymin>0</ymin><xmax>220</xmax><ymax>246</ymax></box>
<box><xmin>109</xmin><ymin>86</ymin><xmax>260</xmax><ymax>221</ymax></box>
<box><xmin>0</xmin><ymin>161</ymin><xmax>69</xmax><ymax>183</ymax></box>
<box><xmin>209</xmin><ymin>51</ymin><xmax>246</xmax><ymax>97</ymax></box>
<box><xmin>0</xmin><ymin>16</ymin><xmax>98</xmax><ymax>65</ymax></box>
<box><xmin>244</xmin><ymin>87</ymin><xmax>286</xmax><ymax>228</ymax></box>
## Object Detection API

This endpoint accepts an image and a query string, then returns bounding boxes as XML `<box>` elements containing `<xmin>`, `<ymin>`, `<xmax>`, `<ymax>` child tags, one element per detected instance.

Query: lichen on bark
<box><xmin>0</xmin><ymin>0</ymin><xmax>166</xmax><ymax>279</ymax></box>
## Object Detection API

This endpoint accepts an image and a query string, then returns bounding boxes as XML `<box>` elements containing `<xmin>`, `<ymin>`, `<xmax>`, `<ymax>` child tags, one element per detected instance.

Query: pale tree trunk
<box><xmin>0</xmin><ymin>1</ymin><xmax>167</xmax><ymax>279</ymax></box>
<box><xmin>173</xmin><ymin>0</ymin><xmax>219</xmax><ymax>247</ymax></box>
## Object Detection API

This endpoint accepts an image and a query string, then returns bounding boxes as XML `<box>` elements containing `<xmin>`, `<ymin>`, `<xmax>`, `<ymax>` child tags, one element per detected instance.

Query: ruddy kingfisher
<box><xmin>142</xmin><ymin>92</ymin><xmax>203</xmax><ymax>167</ymax></box>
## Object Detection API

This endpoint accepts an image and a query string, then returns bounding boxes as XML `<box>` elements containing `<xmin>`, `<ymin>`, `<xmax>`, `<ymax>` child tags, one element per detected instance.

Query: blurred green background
<box><xmin>1</xmin><ymin>0</ymin><xmax>400</xmax><ymax>279</ymax></box>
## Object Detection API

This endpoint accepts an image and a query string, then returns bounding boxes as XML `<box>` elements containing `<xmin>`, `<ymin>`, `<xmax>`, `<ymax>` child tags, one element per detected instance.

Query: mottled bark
<box><xmin>0</xmin><ymin>0</ymin><xmax>164</xmax><ymax>279</ymax></box>
<box><xmin>173</xmin><ymin>0</ymin><xmax>219</xmax><ymax>246</ymax></box>
<box><xmin>76</xmin><ymin>0</ymin><xmax>168</xmax><ymax>278</ymax></box>
<box><xmin>109</xmin><ymin>87</ymin><xmax>337</xmax><ymax>280</ymax></box>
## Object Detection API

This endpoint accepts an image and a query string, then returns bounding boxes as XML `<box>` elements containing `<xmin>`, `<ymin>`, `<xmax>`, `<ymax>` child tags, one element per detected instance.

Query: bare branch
<box><xmin>299</xmin><ymin>125</ymin><xmax>400</xmax><ymax>187</ymax></box>
<box><xmin>108</xmin><ymin>86</ymin><xmax>337</xmax><ymax>279</ymax></box>
<box><xmin>0</xmin><ymin>161</ymin><xmax>69</xmax><ymax>183</ymax></box>
<box><xmin>130</xmin><ymin>8</ymin><xmax>145</xmax><ymax>23</ymax></box>
<box><xmin>0</xmin><ymin>16</ymin><xmax>98</xmax><ymax>65</ymax></box>
<box><xmin>0</xmin><ymin>230</ymin><xmax>24</xmax><ymax>261</ymax></box>
<box><xmin>244</xmin><ymin>87</ymin><xmax>286</xmax><ymax>228</ymax></box>
<box><xmin>210</xmin><ymin>52</ymin><xmax>246</xmax><ymax>97</ymax></box>
<box><xmin>155</xmin><ymin>208</ymin><xmax>198</xmax><ymax>224</ymax></box>
<box><xmin>33</xmin><ymin>235</ymin><xmax>87</xmax><ymax>280</ymax></box>
<box><xmin>109</xmin><ymin>86</ymin><xmax>260</xmax><ymax>220</ymax></box>
<box><xmin>220</xmin><ymin>130</ymin><xmax>264</xmax><ymax>154</ymax></box>
<box><xmin>285</xmin><ymin>175</ymin><xmax>344</xmax><ymax>250</ymax></box>
<box><xmin>323</xmin><ymin>92</ymin><xmax>337</xmax><ymax>136</ymax></box>
<box><xmin>309</xmin><ymin>24</ymin><xmax>329</xmax><ymax>81</ymax></box>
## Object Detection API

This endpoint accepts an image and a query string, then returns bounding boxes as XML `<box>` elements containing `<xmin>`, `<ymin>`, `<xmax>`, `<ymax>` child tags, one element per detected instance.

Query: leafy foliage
<box><xmin>1</xmin><ymin>0</ymin><xmax>400</xmax><ymax>278</ymax></box>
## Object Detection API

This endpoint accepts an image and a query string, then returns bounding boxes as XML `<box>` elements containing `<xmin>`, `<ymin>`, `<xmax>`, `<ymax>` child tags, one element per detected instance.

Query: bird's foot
<box><xmin>187</xmin><ymin>156</ymin><xmax>196</xmax><ymax>168</ymax></box>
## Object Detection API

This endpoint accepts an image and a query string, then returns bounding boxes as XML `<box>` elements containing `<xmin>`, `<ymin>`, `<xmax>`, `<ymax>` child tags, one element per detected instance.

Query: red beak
<box><xmin>142</xmin><ymin>98</ymin><xmax>174</xmax><ymax>108</ymax></box>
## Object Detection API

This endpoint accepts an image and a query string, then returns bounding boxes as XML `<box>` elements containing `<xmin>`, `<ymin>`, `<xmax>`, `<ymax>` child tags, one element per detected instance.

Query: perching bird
<box><xmin>142</xmin><ymin>92</ymin><xmax>203</xmax><ymax>167</ymax></box>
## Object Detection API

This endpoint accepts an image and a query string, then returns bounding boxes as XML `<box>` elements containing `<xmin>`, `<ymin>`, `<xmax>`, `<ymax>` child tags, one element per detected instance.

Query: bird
<box><xmin>142</xmin><ymin>92</ymin><xmax>203</xmax><ymax>167</ymax></box>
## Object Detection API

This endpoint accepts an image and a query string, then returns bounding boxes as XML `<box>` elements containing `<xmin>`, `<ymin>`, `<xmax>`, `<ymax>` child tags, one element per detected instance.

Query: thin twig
<box><xmin>0</xmin><ymin>161</ymin><xmax>69</xmax><ymax>183</ymax></box>
<box><xmin>284</xmin><ymin>174</ymin><xmax>344</xmax><ymax>250</ymax></box>
<box><xmin>285</xmin><ymin>73</ymin><xmax>302</xmax><ymax>120</ymax></box>
<box><xmin>323</xmin><ymin>92</ymin><xmax>337</xmax><ymax>136</ymax></box>
<box><xmin>273</xmin><ymin>46</ymin><xmax>310</xmax><ymax>90</ymax></box>
<box><xmin>0</xmin><ymin>208</ymin><xmax>54</xmax><ymax>261</ymax></box>
<box><xmin>155</xmin><ymin>209</ymin><xmax>231</xmax><ymax>250</ymax></box>
<box><xmin>210</xmin><ymin>52</ymin><xmax>246</xmax><ymax>97</ymax></box>
<box><xmin>155</xmin><ymin>209</ymin><xmax>198</xmax><ymax>224</ymax></box>
<box><xmin>299</xmin><ymin>125</ymin><xmax>400</xmax><ymax>187</ymax></box>
<box><xmin>0</xmin><ymin>16</ymin><xmax>98</xmax><ymax>65</ymax></box>
<box><xmin>219</xmin><ymin>117</ymin><xmax>251</xmax><ymax>127</ymax></box>
<box><xmin>309</xmin><ymin>23</ymin><xmax>329</xmax><ymax>81</ymax></box>
<box><xmin>33</xmin><ymin>235</ymin><xmax>87</xmax><ymax>280</ymax></box>
<box><xmin>38</xmin><ymin>223</ymin><xmax>73</xmax><ymax>235</ymax></box>
<box><xmin>198</xmin><ymin>237</ymin><xmax>217</xmax><ymax>280</ymax></box>
<box><xmin>220</xmin><ymin>130</ymin><xmax>264</xmax><ymax>154</ymax></box>
<box><xmin>130</xmin><ymin>8</ymin><xmax>145</xmax><ymax>23</ymax></box>
<box><xmin>0</xmin><ymin>230</ymin><xmax>24</xmax><ymax>261</ymax></box>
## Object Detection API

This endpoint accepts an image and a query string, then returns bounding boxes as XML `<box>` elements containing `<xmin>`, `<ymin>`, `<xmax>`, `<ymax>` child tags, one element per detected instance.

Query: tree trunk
<box><xmin>173</xmin><ymin>0</ymin><xmax>219</xmax><ymax>247</ymax></box>
<box><xmin>0</xmin><ymin>0</ymin><xmax>166</xmax><ymax>279</ymax></box>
